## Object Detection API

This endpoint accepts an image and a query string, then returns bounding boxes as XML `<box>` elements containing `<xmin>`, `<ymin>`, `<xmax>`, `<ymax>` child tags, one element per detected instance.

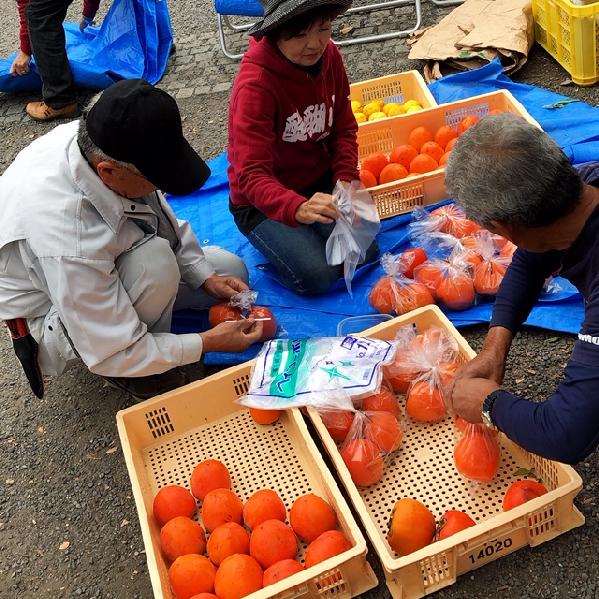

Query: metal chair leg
<box><xmin>428</xmin><ymin>0</ymin><xmax>464</xmax><ymax>6</ymax></box>
<box><xmin>216</xmin><ymin>14</ymin><xmax>244</xmax><ymax>60</ymax></box>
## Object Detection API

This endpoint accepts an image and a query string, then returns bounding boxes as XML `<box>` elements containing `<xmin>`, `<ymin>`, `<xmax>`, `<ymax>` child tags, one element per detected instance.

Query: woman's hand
<box><xmin>295</xmin><ymin>193</ymin><xmax>338</xmax><ymax>225</ymax></box>
<box><xmin>10</xmin><ymin>51</ymin><xmax>30</xmax><ymax>76</ymax></box>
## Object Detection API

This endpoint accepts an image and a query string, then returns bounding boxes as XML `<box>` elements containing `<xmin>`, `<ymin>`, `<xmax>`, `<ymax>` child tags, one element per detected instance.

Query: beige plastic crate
<box><xmin>358</xmin><ymin>90</ymin><xmax>540</xmax><ymax>220</ymax></box>
<box><xmin>350</xmin><ymin>71</ymin><xmax>437</xmax><ymax>116</ymax></box>
<box><xmin>116</xmin><ymin>369</ymin><xmax>378</xmax><ymax>599</ymax></box>
<box><xmin>307</xmin><ymin>305</ymin><xmax>585</xmax><ymax>599</ymax></box>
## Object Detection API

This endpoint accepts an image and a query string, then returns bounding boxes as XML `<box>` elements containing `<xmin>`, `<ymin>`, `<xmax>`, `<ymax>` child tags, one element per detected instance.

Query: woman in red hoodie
<box><xmin>228</xmin><ymin>0</ymin><xmax>378</xmax><ymax>295</ymax></box>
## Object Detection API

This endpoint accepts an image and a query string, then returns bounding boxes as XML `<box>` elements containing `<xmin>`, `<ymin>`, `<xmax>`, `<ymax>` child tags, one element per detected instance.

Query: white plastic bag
<box><xmin>240</xmin><ymin>336</ymin><xmax>395</xmax><ymax>411</ymax></box>
<box><xmin>326</xmin><ymin>180</ymin><xmax>380</xmax><ymax>295</ymax></box>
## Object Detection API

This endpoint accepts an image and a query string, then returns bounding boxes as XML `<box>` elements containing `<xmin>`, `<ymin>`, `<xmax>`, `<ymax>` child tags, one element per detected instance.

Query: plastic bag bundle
<box><xmin>229</xmin><ymin>290</ymin><xmax>258</xmax><ymax>316</ymax></box>
<box><xmin>369</xmin><ymin>253</ymin><xmax>434</xmax><ymax>315</ymax></box>
<box><xmin>241</xmin><ymin>336</ymin><xmax>395</xmax><ymax>411</ymax></box>
<box><xmin>413</xmin><ymin>257</ymin><xmax>475</xmax><ymax>311</ymax></box>
<box><xmin>326</xmin><ymin>180</ymin><xmax>380</xmax><ymax>295</ymax></box>
<box><xmin>454</xmin><ymin>423</ymin><xmax>501</xmax><ymax>482</ymax></box>
<box><xmin>384</xmin><ymin>326</ymin><xmax>460</xmax><ymax>405</ymax></box>
<box><xmin>409</xmin><ymin>205</ymin><xmax>480</xmax><ymax>244</ymax></box>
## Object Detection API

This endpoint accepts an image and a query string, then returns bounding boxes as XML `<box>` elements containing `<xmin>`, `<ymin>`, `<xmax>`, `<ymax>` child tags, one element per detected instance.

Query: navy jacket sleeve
<box><xmin>490</xmin><ymin>247</ymin><xmax>562</xmax><ymax>333</ymax></box>
<box><xmin>492</xmin><ymin>278</ymin><xmax>599</xmax><ymax>464</ymax></box>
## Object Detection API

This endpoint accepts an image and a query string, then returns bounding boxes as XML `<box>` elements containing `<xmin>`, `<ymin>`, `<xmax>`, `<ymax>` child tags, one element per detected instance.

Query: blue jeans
<box><xmin>247</xmin><ymin>220</ymin><xmax>379</xmax><ymax>295</ymax></box>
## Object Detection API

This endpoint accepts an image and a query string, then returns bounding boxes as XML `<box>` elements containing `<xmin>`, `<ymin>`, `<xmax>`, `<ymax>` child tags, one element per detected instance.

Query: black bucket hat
<box><xmin>248</xmin><ymin>0</ymin><xmax>352</xmax><ymax>38</ymax></box>
<box><xmin>86</xmin><ymin>79</ymin><xmax>210</xmax><ymax>196</ymax></box>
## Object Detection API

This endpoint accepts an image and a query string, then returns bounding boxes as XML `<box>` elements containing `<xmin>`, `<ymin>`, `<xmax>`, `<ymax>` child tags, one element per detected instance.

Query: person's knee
<box><xmin>291</xmin><ymin>263</ymin><xmax>340</xmax><ymax>295</ymax></box>
<box><xmin>203</xmin><ymin>247</ymin><xmax>249</xmax><ymax>284</ymax></box>
<box><xmin>117</xmin><ymin>237</ymin><xmax>180</xmax><ymax>308</ymax></box>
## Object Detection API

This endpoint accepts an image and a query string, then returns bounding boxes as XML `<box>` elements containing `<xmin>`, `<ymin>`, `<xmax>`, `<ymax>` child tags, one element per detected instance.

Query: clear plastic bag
<box><xmin>326</xmin><ymin>180</ymin><xmax>381</xmax><ymax>295</ymax></box>
<box><xmin>409</xmin><ymin>205</ymin><xmax>480</xmax><ymax>244</ymax></box>
<box><xmin>369</xmin><ymin>253</ymin><xmax>434</xmax><ymax>315</ymax></box>
<box><xmin>454</xmin><ymin>423</ymin><xmax>501</xmax><ymax>482</ymax></box>
<box><xmin>339</xmin><ymin>408</ymin><xmax>404</xmax><ymax>487</ymax></box>
<box><xmin>384</xmin><ymin>325</ymin><xmax>459</xmax><ymax>398</ymax></box>
<box><xmin>229</xmin><ymin>290</ymin><xmax>258</xmax><ymax>315</ymax></box>
<box><xmin>240</xmin><ymin>336</ymin><xmax>395</xmax><ymax>411</ymax></box>
<box><xmin>470</xmin><ymin>233</ymin><xmax>510</xmax><ymax>296</ymax></box>
<box><xmin>413</xmin><ymin>257</ymin><xmax>475</xmax><ymax>311</ymax></box>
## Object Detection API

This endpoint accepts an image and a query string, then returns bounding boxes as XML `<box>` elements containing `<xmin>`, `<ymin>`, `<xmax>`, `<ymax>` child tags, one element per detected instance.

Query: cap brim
<box><xmin>142</xmin><ymin>139</ymin><xmax>211</xmax><ymax>196</ymax></box>
<box><xmin>249</xmin><ymin>0</ymin><xmax>351</xmax><ymax>37</ymax></box>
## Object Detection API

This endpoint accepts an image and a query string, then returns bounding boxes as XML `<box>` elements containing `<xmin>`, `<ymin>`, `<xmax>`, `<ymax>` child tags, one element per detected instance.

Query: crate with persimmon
<box><xmin>357</xmin><ymin>90</ymin><xmax>540</xmax><ymax>220</ymax></box>
<box><xmin>116</xmin><ymin>373</ymin><xmax>378</xmax><ymax>599</ymax></box>
<box><xmin>308</xmin><ymin>305</ymin><xmax>584</xmax><ymax>599</ymax></box>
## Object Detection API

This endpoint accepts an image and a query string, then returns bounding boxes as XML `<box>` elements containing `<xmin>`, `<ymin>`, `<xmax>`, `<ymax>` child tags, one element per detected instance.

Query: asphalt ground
<box><xmin>0</xmin><ymin>0</ymin><xmax>598</xmax><ymax>597</ymax></box>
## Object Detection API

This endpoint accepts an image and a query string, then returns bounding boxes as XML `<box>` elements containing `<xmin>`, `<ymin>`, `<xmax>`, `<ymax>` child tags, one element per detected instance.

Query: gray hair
<box><xmin>77</xmin><ymin>103</ymin><xmax>142</xmax><ymax>176</ymax></box>
<box><xmin>445</xmin><ymin>113</ymin><xmax>582</xmax><ymax>228</ymax></box>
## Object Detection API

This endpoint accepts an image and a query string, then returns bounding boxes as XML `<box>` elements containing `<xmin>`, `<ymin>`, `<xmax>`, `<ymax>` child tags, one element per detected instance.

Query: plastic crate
<box><xmin>307</xmin><ymin>305</ymin><xmax>585</xmax><ymax>599</ymax></box>
<box><xmin>532</xmin><ymin>0</ymin><xmax>599</xmax><ymax>86</ymax></box>
<box><xmin>350</xmin><ymin>71</ymin><xmax>437</xmax><ymax>117</ymax></box>
<box><xmin>358</xmin><ymin>90</ymin><xmax>540</xmax><ymax>220</ymax></box>
<box><xmin>116</xmin><ymin>369</ymin><xmax>378</xmax><ymax>599</ymax></box>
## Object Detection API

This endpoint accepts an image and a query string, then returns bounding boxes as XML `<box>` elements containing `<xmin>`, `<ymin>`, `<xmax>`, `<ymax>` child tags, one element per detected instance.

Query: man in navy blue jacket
<box><xmin>445</xmin><ymin>112</ymin><xmax>599</xmax><ymax>464</ymax></box>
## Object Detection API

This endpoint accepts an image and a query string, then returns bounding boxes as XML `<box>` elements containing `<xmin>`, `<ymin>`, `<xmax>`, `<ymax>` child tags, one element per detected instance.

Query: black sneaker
<box><xmin>103</xmin><ymin>367</ymin><xmax>189</xmax><ymax>402</ymax></box>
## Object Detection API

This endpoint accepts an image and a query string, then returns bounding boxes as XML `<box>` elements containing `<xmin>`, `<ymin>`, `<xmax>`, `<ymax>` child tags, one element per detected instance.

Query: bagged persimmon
<box><xmin>406</xmin><ymin>361</ymin><xmax>459</xmax><ymax>422</ymax></box>
<box><xmin>469</xmin><ymin>233</ymin><xmax>510</xmax><ymax>296</ymax></box>
<box><xmin>409</xmin><ymin>205</ymin><xmax>480</xmax><ymax>243</ymax></box>
<box><xmin>454</xmin><ymin>423</ymin><xmax>500</xmax><ymax>482</ymax></box>
<box><xmin>384</xmin><ymin>325</ymin><xmax>459</xmax><ymax>402</ymax></box>
<box><xmin>369</xmin><ymin>253</ymin><xmax>433</xmax><ymax>315</ymax></box>
<box><xmin>339</xmin><ymin>412</ymin><xmax>386</xmax><ymax>487</ymax></box>
<box><xmin>413</xmin><ymin>258</ymin><xmax>475</xmax><ymax>311</ymax></box>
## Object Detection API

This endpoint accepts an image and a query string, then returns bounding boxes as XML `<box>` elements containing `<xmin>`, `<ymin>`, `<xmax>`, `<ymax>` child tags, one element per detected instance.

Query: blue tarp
<box><xmin>170</xmin><ymin>60</ymin><xmax>594</xmax><ymax>366</ymax></box>
<box><xmin>0</xmin><ymin>0</ymin><xmax>173</xmax><ymax>93</ymax></box>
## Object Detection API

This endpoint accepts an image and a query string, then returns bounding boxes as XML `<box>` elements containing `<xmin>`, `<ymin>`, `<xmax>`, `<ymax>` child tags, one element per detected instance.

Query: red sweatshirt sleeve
<box><xmin>229</xmin><ymin>83</ymin><xmax>307</xmax><ymax>227</ymax></box>
<box><xmin>17</xmin><ymin>0</ymin><xmax>31</xmax><ymax>56</ymax></box>
<box><xmin>83</xmin><ymin>0</ymin><xmax>100</xmax><ymax>20</ymax></box>
<box><xmin>326</xmin><ymin>47</ymin><xmax>359</xmax><ymax>183</ymax></box>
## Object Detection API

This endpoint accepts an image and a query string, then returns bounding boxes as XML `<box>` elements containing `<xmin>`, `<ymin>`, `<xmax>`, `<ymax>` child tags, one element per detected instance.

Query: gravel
<box><xmin>0</xmin><ymin>0</ymin><xmax>598</xmax><ymax>597</ymax></box>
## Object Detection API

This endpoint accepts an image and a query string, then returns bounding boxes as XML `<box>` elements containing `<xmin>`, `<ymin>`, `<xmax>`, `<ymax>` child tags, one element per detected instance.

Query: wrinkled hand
<box><xmin>451</xmin><ymin>377</ymin><xmax>500</xmax><ymax>423</ymax></box>
<box><xmin>201</xmin><ymin>319</ymin><xmax>263</xmax><ymax>353</ymax></box>
<box><xmin>10</xmin><ymin>51</ymin><xmax>31</xmax><ymax>76</ymax></box>
<box><xmin>295</xmin><ymin>193</ymin><xmax>338</xmax><ymax>225</ymax></box>
<box><xmin>202</xmin><ymin>274</ymin><xmax>249</xmax><ymax>300</ymax></box>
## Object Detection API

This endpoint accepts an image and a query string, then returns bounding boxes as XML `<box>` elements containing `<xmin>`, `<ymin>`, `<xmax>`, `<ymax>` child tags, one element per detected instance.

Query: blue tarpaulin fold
<box><xmin>169</xmin><ymin>60</ymin><xmax>594</xmax><ymax>366</ymax></box>
<box><xmin>0</xmin><ymin>0</ymin><xmax>173</xmax><ymax>93</ymax></box>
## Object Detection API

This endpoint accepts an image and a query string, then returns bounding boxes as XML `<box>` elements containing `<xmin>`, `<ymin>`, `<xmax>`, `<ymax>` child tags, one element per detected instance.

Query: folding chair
<box><xmin>215</xmin><ymin>0</ymin><xmax>423</xmax><ymax>60</ymax></box>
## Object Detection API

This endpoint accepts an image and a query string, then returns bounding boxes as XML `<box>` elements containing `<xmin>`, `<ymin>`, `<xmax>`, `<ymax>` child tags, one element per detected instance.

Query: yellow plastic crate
<box><xmin>307</xmin><ymin>305</ymin><xmax>585</xmax><ymax>599</ymax></box>
<box><xmin>116</xmin><ymin>371</ymin><xmax>378</xmax><ymax>599</ymax></box>
<box><xmin>350</xmin><ymin>71</ymin><xmax>437</xmax><ymax>121</ymax></box>
<box><xmin>532</xmin><ymin>0</ymin><xmax>599</xmax><ymax>86</ymax></box>
<box><xmin>358</xmin><ymin>90</ymin><xmax>540</xmax><ymax>220</ymax></box>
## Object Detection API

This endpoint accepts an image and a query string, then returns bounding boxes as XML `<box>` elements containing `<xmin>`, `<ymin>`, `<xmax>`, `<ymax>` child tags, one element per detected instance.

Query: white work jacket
<box><xmin>0</xmin><ymin>121</ymin><xmax>214</xmax><ymax>377</ymax></box>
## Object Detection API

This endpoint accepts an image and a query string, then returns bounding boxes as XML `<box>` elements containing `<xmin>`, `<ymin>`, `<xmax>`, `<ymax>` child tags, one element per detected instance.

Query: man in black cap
<box><xmin>0</xmin><ymin>79</ymin><xmax>261</xmax><ymax>401</ymax></box>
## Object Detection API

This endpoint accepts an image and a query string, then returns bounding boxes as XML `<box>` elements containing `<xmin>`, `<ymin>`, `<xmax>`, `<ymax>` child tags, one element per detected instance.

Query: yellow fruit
<box><xmin>383</xmin><ymin>102</ymin><xmax>401</xmax><ymax>116</ymax></box>
<box><xmin>403</xmin><ymin>100</ymin><xmax>422</xmax><ymax>109</ymax></box>
<box><xmin>368</xmin><ymin>111</ymin><xmax>387</xmax><ymax>121</ymax></box>
<box><xmin>363</xmin><ymin>101</ymin><xmax>382</xmax><ymax>118</ymax></box>
<box><xmin>386</xmin><ymin>104</ymin><xmax>406</xmax><ymax>117</ymax></box>
<box><xmin>406</xmin><ymin>106</ymin><xmax>423</xmax><ymax>114</ymax></box>
<box><xmin>351</xmin><ymin>100</ymin><xmax>362</xmax><ymax>113</ymax></box>
<box><xmin>354</xmin><ymin>112</ymin><xmax>367</xmax><ymax>123</ymax></box>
